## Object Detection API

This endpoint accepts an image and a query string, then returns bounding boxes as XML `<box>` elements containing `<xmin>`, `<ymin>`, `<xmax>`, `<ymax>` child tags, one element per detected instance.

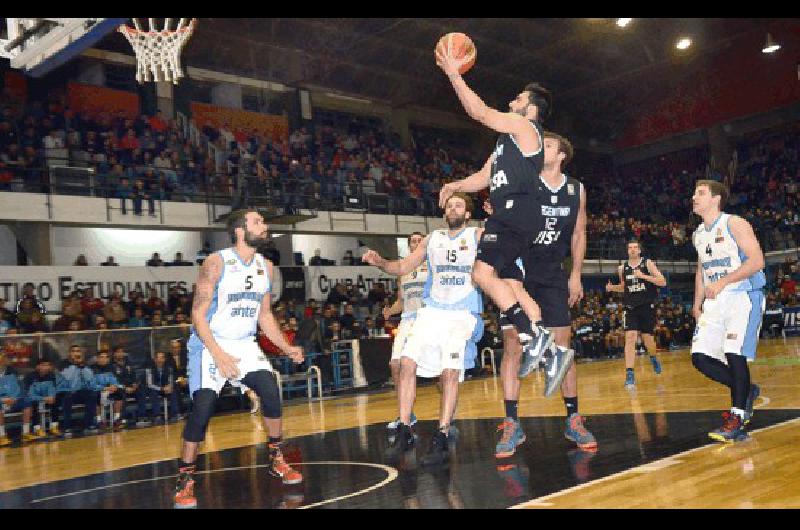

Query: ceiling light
<box><xmin>616</xmin><ymin>18</ymin><xmax>632</xmax><ymax>28</ymax></box>
<box><xmin>762</xmin><ymin>33</ymin><xmax>780</xmax><ymax>54</ymax></box>
<box><xmin>676</xmin><ymin>37</ymin><xmax>692</xmax><ymax>50</ymax></box>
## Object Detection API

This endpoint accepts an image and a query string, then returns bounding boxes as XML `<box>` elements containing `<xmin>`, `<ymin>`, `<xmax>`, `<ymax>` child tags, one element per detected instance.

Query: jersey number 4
<box><xmin>705</xmin><ymin>244</ymin><xmax>712</xmax><ymax>257</ymax></box>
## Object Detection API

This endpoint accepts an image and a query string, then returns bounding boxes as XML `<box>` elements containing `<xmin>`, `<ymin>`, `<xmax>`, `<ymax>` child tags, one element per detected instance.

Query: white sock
<box><xmin>731</xmin><ymin>407</ymin><xmax>746</xmax><ymax>420</ymax></box>
<box><xmin>22</xmin><ymin>423</ymin><xmax>30</xmax><ymax>434</ymax></box>
<box><xmin>51</xmin><ymin>422</ymin><xmax>58</xmax><ymax>429</ymax></box>
<box><xmin>34</xmin><ymin>424</ymin><xmax>41</xmax><ymax>432</ymax></box>
<box><xmin>0</xmin><ymin>425</ymin><xmax>5</xmax><ymax>437</ymax></box>
<box><xmin>113</xmin><ymin>412</ymin><xmax>120</xmax><ymax>421</ymax></box>
<box><xmin>97</xmin><ymin>415</ymin><xmax>103</xmax><ymax>423</ymax></box>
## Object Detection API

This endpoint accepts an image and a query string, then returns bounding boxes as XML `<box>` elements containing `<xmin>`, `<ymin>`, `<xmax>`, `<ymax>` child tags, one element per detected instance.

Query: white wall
<box><xmin>51</xmin><ymin>227</ymin><xmax>204</xmax><ymax>266</ymax></box>
<box><xmin>0</xmin><ymin>225</ymin><xmax>18</xmax><ymax>265</ymax></box>
<box><xmin>291</xmin><ymin>234</ymin><xmax>362</xmax><ymax>266</ymax></box>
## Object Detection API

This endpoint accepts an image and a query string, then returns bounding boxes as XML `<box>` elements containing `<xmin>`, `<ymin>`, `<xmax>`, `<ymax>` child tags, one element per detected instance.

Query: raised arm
<box><xmin>439</xmin><ymin>155</ymin><xmax>493</xmax><ymax>208</ymax></box>
<box><xmin>362</xmin><ymin>235</ymin><xmax>430</xmax><ymax>277</ymax></box>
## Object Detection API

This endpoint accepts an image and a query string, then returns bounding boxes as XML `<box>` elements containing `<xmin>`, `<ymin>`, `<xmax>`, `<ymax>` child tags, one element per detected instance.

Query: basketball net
<box><xmin>118</xmin><ymin>18</ymin><xmax>197</xmax><ymax>85</ymax></box>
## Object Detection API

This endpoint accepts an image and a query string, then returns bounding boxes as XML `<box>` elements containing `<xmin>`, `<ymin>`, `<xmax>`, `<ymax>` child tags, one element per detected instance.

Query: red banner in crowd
<box><xmin>67</xmin><ymin>82</ymin><xmax>140</xmax><ymax>120</ymax></box>
<box><xmin>190</xmin><ymin>102</ymin><xmax>289</xmax><ymax>141</ymax></box>
<box><xmin>619</xmin><ymin>24</ymin><xmax>800</xmax><ymax>149</ymax></box>
<box><xmin>3</xmin><ymin>71</ymin><xmax>28</xmax><ymax>105</ymax></box>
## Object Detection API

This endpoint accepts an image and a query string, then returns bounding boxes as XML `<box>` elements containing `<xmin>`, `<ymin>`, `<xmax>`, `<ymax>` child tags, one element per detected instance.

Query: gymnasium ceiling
<box><xmin>98</xmin><ymin>18</ymin><xmax>795</xmax><ymax>143</ymax></box>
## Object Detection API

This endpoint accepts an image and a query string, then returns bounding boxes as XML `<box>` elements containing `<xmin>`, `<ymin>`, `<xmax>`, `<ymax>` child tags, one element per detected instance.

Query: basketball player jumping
<box><xmin>605</xmin><ymin>240</ymin><xmax>666</xmax><ymax>387</ymax></box>
<box><xmin>494</xmin><ymin>132</ymin><xmax>596</xmax><ymax>457</ymax></box>
<box><xmin>435</xmin><ymin>43</ymin><xmax>571</xmax><ymax>393</ymax></box>
<box><xmin>362</xmin><ymin>193</ymin><xmax>484</xmax><ymax>465</ymax></box>
<box><xmin>173</xmin><ymin>209</ymin><xmax>304</xmax><ymax>509</ymax></box>
<box><xmin>690</xmin><ymin>180</ymin><xmax>763</xmax><ymax>443</ymax></box>
<box><xmin>384</xmin><ymin>231</ymin><xmax>427</xmax><ymax>432</ymax></box>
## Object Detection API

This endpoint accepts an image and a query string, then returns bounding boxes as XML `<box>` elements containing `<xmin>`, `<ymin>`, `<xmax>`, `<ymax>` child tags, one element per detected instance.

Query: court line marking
<box><xmin>29</xmin><ymin>461</ymin><xmax>397</xmax><ymax>507</ymax></box>
<box><xmin>510</xmin><ymin>414</ymin><xmax>800</xmax><ymax>509</ymax></box>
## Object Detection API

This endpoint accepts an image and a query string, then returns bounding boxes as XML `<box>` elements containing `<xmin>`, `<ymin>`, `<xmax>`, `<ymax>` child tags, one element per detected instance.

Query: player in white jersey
<box><xmin>690</xmin><ymin>180</ymin><xmax>764</xmax><ymax>443</ymax></box>
<box><xmin>384</xmin><ymin>231</ymin><xmax>427</xmax><ymax>431</ymax></box>
<box><xmin>174</xmin><ymin>209</ymin><xmax>304</xmax><ymax>509</ymax></box>
<box><xmin>363</xmin><ymin>193</ymin><xmax>483</xmax><ymax>465</ymax></box>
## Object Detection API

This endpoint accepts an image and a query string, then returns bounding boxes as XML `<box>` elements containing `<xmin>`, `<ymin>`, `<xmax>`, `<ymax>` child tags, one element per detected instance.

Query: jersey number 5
<box><xmin>245</xmin><ymin>275</ymin><xmax>253</xmax><ymax>290</ymax></box>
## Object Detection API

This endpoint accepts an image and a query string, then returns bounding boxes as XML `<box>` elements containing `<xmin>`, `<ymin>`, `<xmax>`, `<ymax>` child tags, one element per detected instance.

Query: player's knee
<box><xmin>183</xmin><ymin>389</ymin><xmax>218</xmax><ymax>443</ymax></box>
<box><xmin>691</xmin><ymin>351</ymin><xmax>705</xmax><ymax>369</ymax></box>
<box><xmin>244</xmin><ymin>370</ymin><xmax>282</xmax><ymax>419</ymax></box>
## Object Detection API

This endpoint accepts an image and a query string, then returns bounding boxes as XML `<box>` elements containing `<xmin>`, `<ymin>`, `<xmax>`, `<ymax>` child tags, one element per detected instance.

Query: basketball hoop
<box><xmin>118</xmin><ymin>18</ymin><xmax>197</xmax><ymax>85</ymax></box>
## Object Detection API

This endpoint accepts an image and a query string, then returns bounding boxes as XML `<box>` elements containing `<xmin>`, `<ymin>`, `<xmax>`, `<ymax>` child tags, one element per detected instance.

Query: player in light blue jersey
<box><xmin>174</xmin><ymin>209</ymin><xmax>304</xmax><ymax>509</ymax></box>
<box><xmin>363</xmin><ymin>193</ymin><xmax>483</xmax><ymax>465</ymax></box>
<box><xmin>690</xmin><ymin>180</ymin><xmax>764</xmax><ymax>443</ymax></box>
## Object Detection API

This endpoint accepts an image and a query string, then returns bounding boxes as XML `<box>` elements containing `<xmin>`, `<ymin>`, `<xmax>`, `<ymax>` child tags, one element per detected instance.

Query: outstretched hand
<box><xmin>435</xmin><ymin>42</ymin><xmax>470</xmax><ymax>77</ymax></box>
<box><xmin>361</xmin><ymin>249</ymin><xmax>384</xmax><ymax>267</ymax></box>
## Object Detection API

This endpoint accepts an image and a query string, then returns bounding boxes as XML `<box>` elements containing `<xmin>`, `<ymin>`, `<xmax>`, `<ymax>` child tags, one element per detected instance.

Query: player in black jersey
<box><xmin>434</xmin><ymin>44</ymin><xmax>566</xmax><ymax>388</ymax></box>
<box><xmin>496</xmin><ymin>132</ymin><xmax>595</xmax><ymax>457</ymax></box>
<box><xmin>606</xmin><ymin>240</ymin><xmax>666</xmax><ymax>387</ymax></box>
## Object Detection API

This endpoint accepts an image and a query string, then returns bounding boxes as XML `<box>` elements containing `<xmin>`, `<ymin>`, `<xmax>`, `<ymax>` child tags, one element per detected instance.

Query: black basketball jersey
<box><xmin>623</xmin><ymin>257</ymin><xmax>658</xmax><ymax>307</ymax></box>
<box><xmin>528</xmin><ymin>174</ymin><xmax>582</xmax><ymax>261</ymax></box>
<box><xmin>488</xmin><ymin>120</ymin><xmax>545</xmax><ymax>225</ymax></box>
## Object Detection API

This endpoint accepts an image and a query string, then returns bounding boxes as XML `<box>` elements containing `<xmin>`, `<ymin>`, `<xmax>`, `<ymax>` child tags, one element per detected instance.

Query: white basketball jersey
<box><xmin>424</xmin><ymin>227</ymin><xmax>482</xmax><ymax>314</ymax></box>
<box><xmin>400</xmin><ymin>262</ymin><xmax>429</xmax><ymax>319</ymax></box>
<box><xmin>205</xmin><ymin>248</ymin><xmax>271</xmax><ymax>340</ymax></box>
<box><xmin>693</xmin><ymin>213</ymin><xmax>766</xmax><ymax>293</ymax></box>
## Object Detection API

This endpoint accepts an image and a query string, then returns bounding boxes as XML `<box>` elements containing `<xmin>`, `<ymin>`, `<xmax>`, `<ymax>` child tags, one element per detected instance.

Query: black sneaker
<box><xmin>385</xmin><ymin>423</ymin><xmax>414</xmax><ymax>460</ymax></box>
<box><xmin>420</xmin><ymin>431</ymin><xmax>449</xmax><ymax>467</ymax></box>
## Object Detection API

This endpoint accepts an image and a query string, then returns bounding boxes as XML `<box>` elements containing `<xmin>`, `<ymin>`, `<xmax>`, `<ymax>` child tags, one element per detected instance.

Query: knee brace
<box><xmin>182</xmin><ymin>389</ymin><xmax>218</xmax><ymax>443</ymax></box>
<box><xmin>242</xmin><ymin>370</ymin><xmax>281</xmax><ymax>419</ymax></box>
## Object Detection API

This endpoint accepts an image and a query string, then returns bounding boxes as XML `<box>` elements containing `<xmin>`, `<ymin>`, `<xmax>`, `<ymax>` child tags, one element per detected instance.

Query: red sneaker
<box><xmin>174</xmin><ymin>467</ymin><xmax>197</xmax><ymax>509</ymax></box>
<box><xmin>268</xmin><ymin>444</ymin><xmax>303</xmax><ymax>485</ymax></box>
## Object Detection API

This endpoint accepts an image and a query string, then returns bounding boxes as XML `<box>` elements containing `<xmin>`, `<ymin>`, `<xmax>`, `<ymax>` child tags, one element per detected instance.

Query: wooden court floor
<box><xmin>1</xmin><ymin>337</ymin><xmax>798</xmax><ymax>508</ymax></box>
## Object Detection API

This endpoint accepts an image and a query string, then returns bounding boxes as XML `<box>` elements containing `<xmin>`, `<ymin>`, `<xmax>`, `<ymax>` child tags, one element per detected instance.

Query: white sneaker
<box><xmin>387</xmin><ymin>413</ymin><xmax>417</xmax><ymax>430</ymax></box>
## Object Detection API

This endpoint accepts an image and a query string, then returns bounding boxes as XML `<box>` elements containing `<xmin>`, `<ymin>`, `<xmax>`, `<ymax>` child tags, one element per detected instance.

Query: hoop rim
<box><xmin>118</xmin><ymin>18</ymin><xmax>197</xmax><ymax>35</ymax></box>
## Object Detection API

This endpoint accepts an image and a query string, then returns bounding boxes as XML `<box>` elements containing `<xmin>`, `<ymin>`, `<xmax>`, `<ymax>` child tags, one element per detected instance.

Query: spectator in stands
<box><xmin>100</xmin><ymin>256</ymin><xmax>119</xmax><ymax>266</ymax></box>
<box><xmin>16</xmin><ymin>298</ymin><xmax>47</xmax><ymax>334</ymax></box>
<box><xmin>103</xmin><ymin>296</ymin><xmax>129</xmax><ymax>328</ymax></box>
<box><xmin>143</xmin><ymin>351</ymin><xmax>178</xmax><ymax>423</ymax></box>
<box><xmin>0</xmin><ymin>351</ymin><xmax>36</xmax><ymax>446</ymax></box>
<box><xmin>781</xmin><ymin>275</ymin><xmax>797</xmax><ymax>303</ymax></box>
<box><xmin>132</xmin><ymin>178</ymin><xmax>156</xmax><ymax>216</ymax></box>
<box><xmin>146</xmin><ymin>288</ymin><xmax>165</xmax><ymax>312</ymax></box>
<box><xmin>55</xmin><ymin>345</ymin><xmax>100</xmax><ymax>435</ymax></box>
<box><xmin>0</xmin><ymin>299</ymin><xmax>14</xmax><ymax>335</ymax></box>
<box><xmin>763</xmin><ymin>296</ymin><xmax>784</xmax><ymax>338</ymax></box>
<box><xmin>15</xmin><ymin>282</ymin><xmax>46</xmax><ymax>315</ymax></box>
<box><xmin>110</xmin><ymin>346</ymin><xmax>144</xmax><ymax>426</ymax></box>
<box><xmin>168</xmin><ymin>252</ymin><xmax>193</xmax><ymax>266</ymax></box>
<box><xmin>309</xmin><ymin>249</ymin><xmax>325</xmax><ymax>266</ymax></box>
<box><xmin>125</xmin><ymin>307</ymin><xmax>147</xmax><ymax>329</ymax></box>
<box><xmin>91</xmin><ymin>350</ymin><xmax>124</xmax><ymax>430</ymax></box>
<box><xmin>73</xmin><ymin>254</ymin><xmax>89</xmax><ymax>266</ymax></box>
<box><xmin>150</xmin><ymin>309</ymin><xmax>165</xmax><ymax>327</ymax></box>
<box><xmin>80</xmin><ymin>287</ymin><xmax>105</xmax><ymax>322</ymax></box>
<box><xmin>260</xmin><ymin>239</ymin><xmax>281</xmax><ymax>265</ymax></box>
<box><xmin>146</xmin><ymin>253</ymin><xmax>165</xmax><ymax>267</ymax></box>
<box><xmin>339</xmin><ymin>303</ymin><xmax>356</xmax><ymax>332</ymax></box>
<box><xmin>117</xmin><ymin>176</ymin><xmax>134</xmax><ymax>215</ymax></box>
<box><xmin>326</xmin><ymin>283</ymin><xmax>349</xmax><ymax>306</ymax></box>
<box><xmin>167</xmin><ymin>339</ymin><xmax>188</xmax><ymax>413</ymax></box>
<box><xmin>195</xmin><ymin>242</ymin><xmax>212</xmax><ymax>265</ymax></box>
<box><xmin>24</xmin><ymin>356</ymin><xmax>59</xmax><ymax>437</ymax></box>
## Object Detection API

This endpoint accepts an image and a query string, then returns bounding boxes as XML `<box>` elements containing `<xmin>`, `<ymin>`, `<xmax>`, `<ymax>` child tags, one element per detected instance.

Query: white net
<box><xmin>118</xmin><ymin>18</ymin><xmax>197</xmax><ymax>85</ymax></box>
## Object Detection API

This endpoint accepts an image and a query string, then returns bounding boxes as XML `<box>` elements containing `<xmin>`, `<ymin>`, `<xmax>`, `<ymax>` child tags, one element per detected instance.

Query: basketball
<box><xmin>435</xmin><ymin>32</ymin><xmax>476</xmax><ymax>74</ymax></box>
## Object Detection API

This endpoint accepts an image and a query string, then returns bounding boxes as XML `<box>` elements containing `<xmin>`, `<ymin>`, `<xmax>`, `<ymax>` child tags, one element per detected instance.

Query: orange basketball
<box><xmin>435</xmin><ymin>32</ymin><xmax>476</xmax><ymax>75</ymax></box>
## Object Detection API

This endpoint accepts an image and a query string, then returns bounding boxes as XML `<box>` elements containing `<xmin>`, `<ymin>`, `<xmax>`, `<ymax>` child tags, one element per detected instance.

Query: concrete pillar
<box><xmin>155</xmin><ymin>81</ymin><xmax>175</xmax><ymax>118</ymax></box>
<box><xmin>389</xmin><ymin>108</ymin><xmax>412</xmax><ymax>149</ymax></box>
<box><xmin>76</xmin><ymin>60</ymin><xmax>105</xmax><ymax>87</ymax></box>
<box><xmin>9</xmin><ymin>222</ymin><xmax>52</xmax><ymax>265</ymax></box>
<box><xmin>211</xmin><ymin>82</ymin><xmax>243</xmax><ymax>110</ymax></box>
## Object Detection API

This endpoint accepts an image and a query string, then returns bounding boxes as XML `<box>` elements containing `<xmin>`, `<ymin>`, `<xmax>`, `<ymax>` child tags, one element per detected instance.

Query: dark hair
<box><xmin>446</xmin><ymin>192</ymin><xmax>474</xmax><ymax>214</ymax></box>
<box><xmin>407</xmin><ymin>231</ymin><xmax>424</xmax><ymax>243</ymax></box>
<box><xmin>544</xmin><ymin>131</ymin><xmax>573</xmax><ymax>166</ymax></box>
<box><xmin>226</xmin><ymin>208</ymin><xmax>261</xmax><ymax>244</ymax></box>
<box><xmin>695</xmin><ymin>179</ymin><xmax>729</xmax><ymax>209</ymax></box>
<box><xmin>628</xmin><ymin>239</ymin><xmax>641</xmax><ymax>248</ymax></box>
<box><xmin>69</xmin><ymin>344</ymin><xmax>82</xmax><ymax>351</ymax></box>
<box><xmin>113</xmin><ymin>345</ymin><xmax>124</xmax><ymax>352</ymax></box>
<box><xmin>524</xmin><ymin>83</ymin><xmax>552</xmax><ymax>122</ymax></box>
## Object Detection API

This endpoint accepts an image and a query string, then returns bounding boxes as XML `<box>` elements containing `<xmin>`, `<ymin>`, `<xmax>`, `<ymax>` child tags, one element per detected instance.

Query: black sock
<box><xmin>268</xmin><ymin>436</ymin><xmax>282</xmax><ymax>446</ymax></box>
<box><xmin>725</xmin><ymin>353</ymin><xmax>751</xmax><ymax>411</ymax></box>
<box><xmin>626</xmin><ymin>368</ymin><xmax>634</xmax><ymax>375</ymax></box>
<box><xmin>506</xmin><ymin>303</ymin><xmax>533</xmax><ymax>339</ymax></box>
<box><xmin>179</xmin><ymin>461</ymin><xmax>195</xmax><ymax>472</ymax></box>
<box><xmin>691</xmin><ymin>352</ymin><xmax>734</xmax><ymax>389</ymax></box>
<box><xmin>564</xmin><ymin>396</ymin><xmax>578</xmax><ymax>416</ymax></box>
<box><xmin>504</xmin><ymin>400</ymin><xmax>518</xmax><ymax>420</ymax></box>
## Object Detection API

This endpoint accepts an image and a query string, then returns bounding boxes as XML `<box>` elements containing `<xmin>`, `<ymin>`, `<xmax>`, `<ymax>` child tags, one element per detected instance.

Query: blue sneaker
<box><xmin>624</xmin><ymin>370</ymin><xmax>635</xmax><ymax>388</ymax></box>
<box><xmin>709</xmin><ymin>412</ymin><xmax>749</xmax><ymax>443</ymax></box>
<box><xmin>518</xmin><ymin>326</ymin><xmax>554</xmax><ymax>379</ymax></box>
<box><xmin>744</xmin><ymin>384</ymin><xmax>760</xmax><ymax>425</ymax></box>
<box><xmin>564</xmin><ymin>413</ymin><xmax>597</xmax><ymax>451</ymax></box>
<box><xmin>388</xmin><ymin>412</ymin><xmax>417</xmax><ymax>430</ymax></box>
<box><xmin>649</xmin><ymin>355</ymin><xmax>662</xmax><ymax>375</ymax></box>
<box><xmin>495</xmin><ymin>418</ymin><xmax>526</xmax><ymax>458</ymax></box>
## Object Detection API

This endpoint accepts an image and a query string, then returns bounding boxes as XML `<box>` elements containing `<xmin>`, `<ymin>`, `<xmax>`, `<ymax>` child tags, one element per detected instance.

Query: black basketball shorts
<box><xmin>623</xmin><ymin>303</ymin><xmax>657</xmax><ymax>334</ymax></box>
<box><xmin>477</xmin><ymin>216</ymin><xmax>533</xmax><ymax>280</ymax></box>
<box><xmin>506</xmin><ymin>258</ymin><xmax>571</xmax><ymax>329</ymax></box>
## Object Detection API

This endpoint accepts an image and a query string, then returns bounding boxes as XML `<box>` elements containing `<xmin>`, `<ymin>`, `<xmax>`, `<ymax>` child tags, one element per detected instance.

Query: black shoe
<box><xmin>421</xmin><ymin>431</ymin><xmax>450</xmax><ymax>467</ymax></box>
<box><xmin>385</xmin><ymin>423</ymin><xmax>414</xmax><ymax>460</ymax></box>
